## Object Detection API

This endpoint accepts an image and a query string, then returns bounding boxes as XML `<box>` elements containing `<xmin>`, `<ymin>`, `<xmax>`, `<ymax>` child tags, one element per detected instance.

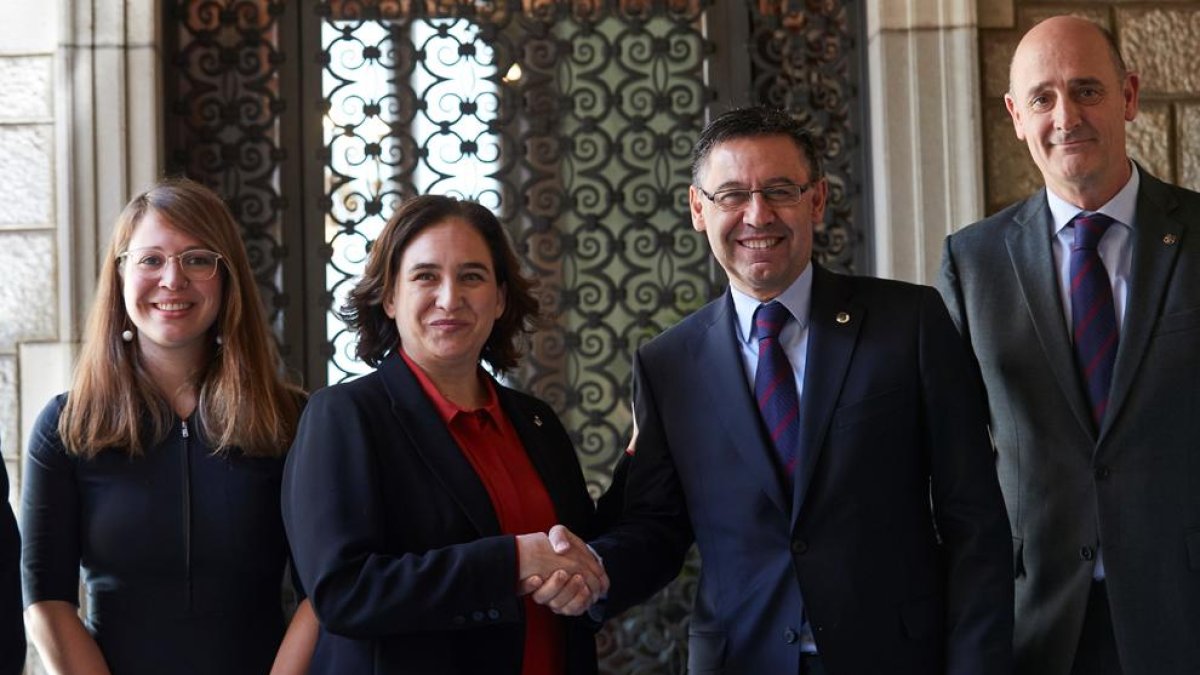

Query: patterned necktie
<box><xmin>752</xmin><ymin>301</ymin><xmax>800</xmax><ymax>475</ymax></box>
<box><xmin>1070</xmin><ymin>213</ymin><xmax>1119</xmax><ymax>427</ymax></box>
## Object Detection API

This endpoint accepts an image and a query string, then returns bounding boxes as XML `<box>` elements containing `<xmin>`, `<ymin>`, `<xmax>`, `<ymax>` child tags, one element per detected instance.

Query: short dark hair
<box><xmin>340</xmin><ymin>195</ymin><xmax>541</xmax><ymax>372</ymax></box>
<box><xmin>1097</xmin><ymin>24</ymin><xmax>1128</xmax><ymax>79</ymax></box>
<box><xmin>691</xmin><ymin>106</ymin><xmax>823</xmax><ymax>185</ymax></box>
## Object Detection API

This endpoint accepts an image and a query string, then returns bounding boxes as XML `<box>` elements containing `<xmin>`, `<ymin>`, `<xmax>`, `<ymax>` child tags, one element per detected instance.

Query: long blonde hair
<box><xmin>60</xmin><ymin>178</ymin><xmax>302</xmax><ymax>458</ymax></box>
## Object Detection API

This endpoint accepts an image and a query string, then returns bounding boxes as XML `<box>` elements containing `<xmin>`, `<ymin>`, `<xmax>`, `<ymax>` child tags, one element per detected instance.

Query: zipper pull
<box><xmin>181</xmin><ymin>420</ymin><xmax>190</xmax><ymax>439</ymax></box>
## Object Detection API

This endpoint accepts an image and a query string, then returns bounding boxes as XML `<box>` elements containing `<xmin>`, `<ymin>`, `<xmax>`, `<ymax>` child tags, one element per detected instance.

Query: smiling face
<box><xmin>1005</xmin><ymin>16</ymin><xmax>1139</xmax><ymax>209</ymax></box>
<box><xmin>121</xmin><ymin>210</ymin><xmax>224</xmax><ymax>368</ymax></box>
<box><xmin>689</xmin><ymin>134</ymin><xmax>826</xmax><ymax>302</ymax></box>
<box><xmin>384</xmin><ymin>217</ymin><xmax>506</xmax><ymax>377</ymax></box>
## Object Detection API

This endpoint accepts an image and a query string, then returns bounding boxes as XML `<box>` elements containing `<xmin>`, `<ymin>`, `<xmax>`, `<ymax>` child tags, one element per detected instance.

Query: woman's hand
<box><xmin>516</xmin><ymin>525</ymin><xmax>608</xmax><ymax>616</ymax></box>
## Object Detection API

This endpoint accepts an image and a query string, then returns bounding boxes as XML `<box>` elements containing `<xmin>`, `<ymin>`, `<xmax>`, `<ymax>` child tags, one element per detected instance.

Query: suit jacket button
<box><xmin>791</xmin><ymin>538</ymin><xmax>808</xmax><ymax>554</ymax></box>
<box><xmin>1080</xmin><ymin>546</ymin><xmax>1095</xmax><ymax>561</ymax></box>
<box><xmin>487</xmin><ymin>608</ymin><xmax>501</xmax><ymax>620</ymax></box>
<box><xmin>783</xmin><ymin>628</ymin><xmax>798</xmax><ymax>644</ymax></box>
<box><xmin>1094</xmin><ymin>465</ymin><xmax>1110</xmax><ymax>480</ymax></box>
<box><xmin>472</xmin><ymin>611</ymin><xmax>485</xmax><ymax>622</ymax></box>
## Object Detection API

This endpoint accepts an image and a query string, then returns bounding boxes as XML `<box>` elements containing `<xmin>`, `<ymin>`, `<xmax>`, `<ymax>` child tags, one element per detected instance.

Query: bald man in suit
<box><xmin>938</xmin><ymin>16</ymin><xmax>1200</xmax><ymax>675</ymax></box>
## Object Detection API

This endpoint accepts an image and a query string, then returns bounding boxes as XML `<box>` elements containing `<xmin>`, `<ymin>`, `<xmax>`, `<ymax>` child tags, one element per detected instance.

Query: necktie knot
<box><xmin>1072</xmin><ymin>213</ymin><xmax>1115</xmax><ymax>251</ymax></box>
<box><xmin>753</xmin><ymin>301</ymin><xmax>791</xmax><ymax>341</ymax></box>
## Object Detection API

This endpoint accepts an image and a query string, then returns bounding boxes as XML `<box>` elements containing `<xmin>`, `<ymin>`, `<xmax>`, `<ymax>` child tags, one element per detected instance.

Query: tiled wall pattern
<box><xmin>978</xmin><ymin>1</ymin><xmax>1200</xmax><ymax>214</ymax></box>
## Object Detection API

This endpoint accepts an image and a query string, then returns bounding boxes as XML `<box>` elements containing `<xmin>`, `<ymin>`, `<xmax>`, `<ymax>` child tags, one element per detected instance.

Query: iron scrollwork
<box><xmin>750</xmin><ymin>0</ymin><xmax>864</xmax><ymax>272</ymax></box>
<box><xmin>167</xmin><ymin>0</ymin><xmax>291</xmax><ymax>338</ymax></box>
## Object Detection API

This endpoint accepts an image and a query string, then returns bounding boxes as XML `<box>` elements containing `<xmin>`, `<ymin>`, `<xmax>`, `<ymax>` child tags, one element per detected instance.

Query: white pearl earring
<box><xmin>121</xmin><ymin>329</ymin><xmax>134</xmax><ymax>343</ymax></box>
<box><xmin>215</xmin><ymin>335</ymin><xmax>224</xmax><ymax>346</ymax></box>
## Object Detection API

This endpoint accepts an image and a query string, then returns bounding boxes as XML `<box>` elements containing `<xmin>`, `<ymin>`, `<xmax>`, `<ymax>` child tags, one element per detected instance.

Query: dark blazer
<box><xmin>282</xmin><ymin>353</ymin><xmax>598</xmax><ymax>675</ymax></box>
<box><xmin>0</xmin><ymin>457</ymin><xmax>23</xmax><ymax>675</ymax></box>
<box><xmin>592</xmin><ymin>264</ymin><xmax>1014</xmax><ymax>675</ymax></box>
<box><xmin>938</xmin><ymin>168</ymin><xmax>1200</xmax><ymax>675</ymax></box>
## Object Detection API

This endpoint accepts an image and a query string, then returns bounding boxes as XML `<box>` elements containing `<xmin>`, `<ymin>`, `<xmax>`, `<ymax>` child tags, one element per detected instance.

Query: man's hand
<box><xmin>516</xmin><ymin>525</ymin><xmax>608</xmax><ymax>616</ymax></box>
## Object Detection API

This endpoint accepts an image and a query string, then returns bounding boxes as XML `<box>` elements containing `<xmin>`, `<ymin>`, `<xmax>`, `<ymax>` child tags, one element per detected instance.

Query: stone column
<box><xmin>0</xmin><ymin>0</ymin><xmax>62</xmax><ymax>502</ymax></box>
<box><xmin>865</xmin><ymin>0</ymin><xmax>984</xmax><ymax>284</ymax></box>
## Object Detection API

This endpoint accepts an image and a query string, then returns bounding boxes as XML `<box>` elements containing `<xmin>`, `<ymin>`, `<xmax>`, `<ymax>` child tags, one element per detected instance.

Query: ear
<box><xmin>1122</xmin><ymin>72</ymin><xmax>1140</xmax><ymax>122</ymax></box>
<box><xmin>1004</xmin><ymin>94</ymin><xmax>1027</xmax><ymax>141</ymax></box>
<box><xmin>495</xmin><ymin>282</ymin><xmax>506</xmax><ymax>320</ymax></box>
<box><xmin>382</xmin><ymin>284</ymin><xmax>397</xmax><ymax>319</ymax></box>
<box><xmin>689</xmin><ymin>185</ymin><xmax>707</xmax><ymax>233</ymax></box>
<box><xmin>809</xmin><ymin>178</ymin><xmax>829</xmax><ymax>223</ymax></box>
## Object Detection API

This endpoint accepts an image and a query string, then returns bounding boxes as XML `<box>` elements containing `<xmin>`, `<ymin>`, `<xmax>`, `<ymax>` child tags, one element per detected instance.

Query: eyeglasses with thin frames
<box><xmin>695</xmin><ymin>182</ymin><xmax>814</xmax><ymax>211</ymax></box>
<box><xmin>117</xmin><ymin>248</ymin><xmax>225</xmax><ymax>282</ymax></box>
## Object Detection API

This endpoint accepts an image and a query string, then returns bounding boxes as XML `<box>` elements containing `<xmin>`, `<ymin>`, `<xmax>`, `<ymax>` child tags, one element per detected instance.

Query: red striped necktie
<box><xmin>1070</xmin><ymin>213</ymin><xmax>1119</xmax><ymax>428</ymax></box>
<box><xmin>752</xmin><ymin>301</ymin><xmax>800</xmax><ymax>475</ymax></box>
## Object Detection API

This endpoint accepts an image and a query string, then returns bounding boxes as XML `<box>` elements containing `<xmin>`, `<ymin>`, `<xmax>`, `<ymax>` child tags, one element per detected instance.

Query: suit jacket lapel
<box><xmin>1105</xmin><ymin>171</ymin><xmax>1186</xmax><ymax>439</ymax></box>
<box><xmin>378</xmin><ymin>354</ymin><xmax>502</xmax><ymax>536</ymax></box>
<box><xmin>791</xmin><ymin>265</ymin><xmax>862</xmax><ymax>530</ymax></box>
<box><xmin>690</xmin><ymin>293</ymin><xmax>790</xmax><ymax>516</ymax></box>
<box><xmin>499</xmin><ymin>390</ymin><xmax>577</xmax><ymax>525</ymax></box>
<box><xmin>1005</xmin><ymin>193</ymin><xmax>1096</xmax><ymax>440</ymax></box>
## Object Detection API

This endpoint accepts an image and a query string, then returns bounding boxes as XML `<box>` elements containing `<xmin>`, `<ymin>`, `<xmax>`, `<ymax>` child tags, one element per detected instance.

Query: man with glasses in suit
<box><xmin>582</xmin><ymin>106</ymin><xmax>1013</xmax><ymax>675</ymax></box>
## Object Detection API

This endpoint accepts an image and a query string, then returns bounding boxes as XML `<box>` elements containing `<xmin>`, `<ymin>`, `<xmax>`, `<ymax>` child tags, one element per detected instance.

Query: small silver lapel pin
<box><xmin>835</xmin><ymin>311</ymin><xmax>851</xmax><ymax>325</ymax></box>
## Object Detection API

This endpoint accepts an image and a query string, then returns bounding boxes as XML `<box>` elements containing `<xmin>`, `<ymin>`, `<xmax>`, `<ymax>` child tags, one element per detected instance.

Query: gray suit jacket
<box><xmin>937</xmin><ymin>167</ymin><xmax>1200</xmax><ymax>675</ymax></box>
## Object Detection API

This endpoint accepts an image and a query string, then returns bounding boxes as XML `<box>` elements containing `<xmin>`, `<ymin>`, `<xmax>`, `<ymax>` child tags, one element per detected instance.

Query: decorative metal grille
<box><xmin>750</xmin><ymin>0</ymin><xmax>865</xmax><ymax>272</ymax></box>
<box><xmin>166</xmin><ymin>0</ymin><xmax>292</xmax><ymax>338</ymax></box>
<box><xmin>318</xmin><ymin>1</ymin><xmax>715</xmax><ymax>493</ymax></box>
<box><xmin>166</xmin><ymin>1</ymin><xmax>867</xmax><ymax>671</ymax></box>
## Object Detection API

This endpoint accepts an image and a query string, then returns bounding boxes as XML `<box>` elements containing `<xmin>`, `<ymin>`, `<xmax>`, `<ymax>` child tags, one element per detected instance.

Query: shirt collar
<box><xmin>731</xmin><ymin>262</ymin><xmax>814</xmax><ymax>345</ymax></box>
<box><xmin>1047</xmin><ymin>160</ymin><xmax>1140</xmax><ymax>235</ymax></box>
<box><xmin>400</xmin><ymin>348</ymin><xmax>501</xmax><ymax>426</ymax></box>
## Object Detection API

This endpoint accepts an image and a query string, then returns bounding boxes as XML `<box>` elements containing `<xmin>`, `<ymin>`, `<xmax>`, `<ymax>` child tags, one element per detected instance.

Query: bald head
<box><xmin>1003</xmin><ymin>14</ymin><xmax>1140</xmax><ymax>209</ymax></box>
<box><xmin>1009</xmin><ymin>16</ymin><xmax>1127</xmax><ymax>95</ymax></box>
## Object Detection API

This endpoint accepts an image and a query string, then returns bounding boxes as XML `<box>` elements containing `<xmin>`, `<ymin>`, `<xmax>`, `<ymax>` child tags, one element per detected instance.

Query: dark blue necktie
<box><xmin>1070</xmin><ymin>213</ymin><xmax>1119</xmax><ymax>427</ymax></box>
<box><xmin>753</xmin><ymin>301</ymin><xmax>800</xmax><ymax>475</ymax></box>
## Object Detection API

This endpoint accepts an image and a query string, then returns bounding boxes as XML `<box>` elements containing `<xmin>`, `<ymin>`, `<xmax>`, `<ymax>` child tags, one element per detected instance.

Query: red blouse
<box><xmin>402</xmin><ymin>351</ymin><xmax>565</xmax><ymax>675</ymax></box>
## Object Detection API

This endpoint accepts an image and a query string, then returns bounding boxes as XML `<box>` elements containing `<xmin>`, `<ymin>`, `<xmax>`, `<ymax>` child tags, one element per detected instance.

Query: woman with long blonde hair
<box><xmin>21</xmin><ymin>178</ymin><xmax>316</xmax><ymax>674</ymax></box>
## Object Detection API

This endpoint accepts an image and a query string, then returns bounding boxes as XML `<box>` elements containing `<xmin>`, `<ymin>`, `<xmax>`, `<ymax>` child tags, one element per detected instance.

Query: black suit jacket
<box><xmin>0</xmin><ymin>457</ymin><xmax>22</xmax><ymax>675</ymax></box>
<box><xmin>938</xmin><ymin>168</ymin><xmax>1200</xmax><ymax>675</ymax></box>
<box><xmin>592</xmin><ymin>265</ymin><xmax>1014</xmax><ymax>674</ymax></box>
<box><xmin>282</xmin><ymin>353</ymin><xmax>598</xmax><ymax>675</ymax></box>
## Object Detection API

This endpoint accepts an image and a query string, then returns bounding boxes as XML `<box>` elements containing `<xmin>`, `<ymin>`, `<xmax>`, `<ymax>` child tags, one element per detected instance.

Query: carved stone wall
<box><xmin>0</xmin><ymin>8</ymin><xmax>57</xmax><ymax>503</ymax></box>
<box><xmin>977</xmin><ymin>0</ymin><xmax>1200</xmax><ymax>215</ymax></box>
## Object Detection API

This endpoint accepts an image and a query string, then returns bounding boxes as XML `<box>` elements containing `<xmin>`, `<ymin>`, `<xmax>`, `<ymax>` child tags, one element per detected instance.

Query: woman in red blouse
<box><xmin>282</xmin><ymin>195</ymin><xmax>606</xmax><ymax>675</ymax></box>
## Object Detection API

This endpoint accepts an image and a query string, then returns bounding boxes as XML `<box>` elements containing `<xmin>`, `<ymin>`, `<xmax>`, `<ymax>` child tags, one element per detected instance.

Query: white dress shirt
<box><xmin>729</xmin><ymin>263</ymin><xmax>816</xmax><ymax>651</ymax></box>
<box><xmin>1045</xmin><ymin>161</ymin><xmax>1139</xmax><ymax>581</ymax></box>
<box><xmin>730</xmin><ymin>263</ymin><xmax>813</xmax><ymax>404</ymax></box>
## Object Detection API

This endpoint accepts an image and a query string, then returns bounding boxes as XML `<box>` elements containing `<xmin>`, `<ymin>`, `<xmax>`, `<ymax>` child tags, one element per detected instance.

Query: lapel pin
<box><xmin>1163</xmin><ymin>233</ymin><xmax>1178</xmax><ymax>246</ymax></box>
<box><xmin>835</xmin><ymin>311</ymin><xmax>851</xmax><ymax>325</ymax></box>
<box><xmin>533</xmin><ymin>415</ymin><xmax>543</xmax><ymax>427</ymax></box>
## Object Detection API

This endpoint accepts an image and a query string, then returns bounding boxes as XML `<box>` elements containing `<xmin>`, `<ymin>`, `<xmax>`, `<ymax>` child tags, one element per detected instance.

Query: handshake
<box><xmin>516</xmin><ymin>525</ymin><xmax>609</xmax><ymax>617</ymax></box>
